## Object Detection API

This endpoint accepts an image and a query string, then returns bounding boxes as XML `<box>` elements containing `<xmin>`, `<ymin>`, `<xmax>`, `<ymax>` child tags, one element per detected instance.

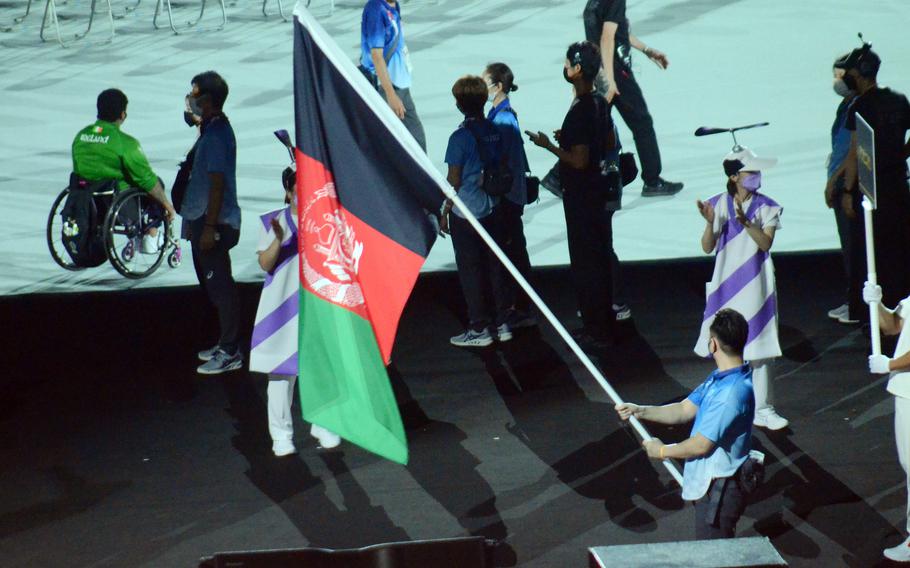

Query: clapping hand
<box><xmin>696</xmin><ymin>199</ymin><xmax>715</xmax><ymax>224</ymax></box>
<box><xmin>734</xmin><ymin>199</ymin><xmax>751</xmax><ymax>228</ymax></box>
<box><xmin>271</xmin><ymin>217</ymin><xmax>285</xmax><ymax>243</ymax></box>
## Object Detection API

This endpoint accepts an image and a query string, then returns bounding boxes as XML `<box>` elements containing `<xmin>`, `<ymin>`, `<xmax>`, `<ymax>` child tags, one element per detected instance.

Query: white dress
<box><xmin>250</xmin><ymin>206</ymin><xmax>299</xmax><ymax>375</ymax></box>
<box><xmin>694</xmin><ymin>191</ymin><xmax>783</xmax><ymax>361</ymax></box>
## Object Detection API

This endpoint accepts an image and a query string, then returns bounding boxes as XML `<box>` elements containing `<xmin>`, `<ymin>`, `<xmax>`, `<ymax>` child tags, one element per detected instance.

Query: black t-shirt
<box><xmin>583</xmin><ymin>0</ymin><xmax>631</xmax><ymax>70</ymax></box>
<box><xmin>846</xmin><ymin>86</ymin><xmax>910</xmax><ymax>182</ymax></box>
<box><xmin>559</xmin><ymin>92</ymin><xmax>613</xmax><ymax>192</ymax></box>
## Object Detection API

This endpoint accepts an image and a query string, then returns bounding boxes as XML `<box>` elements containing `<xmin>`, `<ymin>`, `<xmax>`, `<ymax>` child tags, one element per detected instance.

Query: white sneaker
<box><xmin>496</xmin><ymin>323</ymin><xmax>513</xmax><ymax>342</ymax></box>
<box><xmin>753</xmin><ymin>407</ymin><xmax>789</xmax><ymax>430</ymax></box>
<box><xmin>827</xmin><ymin>304</ymin><xmax>848</xmax><ymax>320</ymax></box>
<box><xmin>449</xmin><ymin>328</ymin><xmax>493</xmax><ymax>348</ymax></box>
<box><xmin>310</xmin><ymin>424</ymin><xmax>341</xmax><ymax>449</ymax></box>
<box><xmin>884</xmin><ymin>536</ymin><xmax>910</xmax><ymax>562</ymax></box>
<box><xmin>140</xmin><ymin>233</ymin><xmax>162</xmax><ymax>254</ymax></box>
<box><xmin>272</xmin><ymin>440</ymin><xmax>297</xmax><ymax>457</ymax></box>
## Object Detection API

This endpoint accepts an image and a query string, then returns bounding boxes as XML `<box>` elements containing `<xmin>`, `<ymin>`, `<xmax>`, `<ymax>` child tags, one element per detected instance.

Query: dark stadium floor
<box><xmin>2</xmin><ymin>252</ymin><xmax>908</xmax><ymax>567</ymax></box>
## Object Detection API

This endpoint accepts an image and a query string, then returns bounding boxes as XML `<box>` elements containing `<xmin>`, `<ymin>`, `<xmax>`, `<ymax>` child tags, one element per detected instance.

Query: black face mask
<box><xmin>183</xmin><ymin>112</ymin><xmax>197</xmax><ymax>127</ymax></box>
<box><xmin>563</xmin><ymin>67</ymin><xmax>573</xmax><ymax>84</ymax></box>
<box><xmin>843</xmin><ymin>72</ymin><xmax>858</xmax><ymax>91</ymax></box>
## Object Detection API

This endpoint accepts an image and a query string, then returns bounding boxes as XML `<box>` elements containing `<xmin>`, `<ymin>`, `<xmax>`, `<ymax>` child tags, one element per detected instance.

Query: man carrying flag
<box><xmin>292</xmin><ymin>6</ymin><xmax>444</xmax><ymax>464</ymax></box>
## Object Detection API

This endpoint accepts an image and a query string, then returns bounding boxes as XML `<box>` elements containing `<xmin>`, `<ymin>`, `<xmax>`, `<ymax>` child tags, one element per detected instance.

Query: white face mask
<box><xmin>487</xmin><ymin>84</ymin><xmax>498</xmax><ymax>103</ymax></box>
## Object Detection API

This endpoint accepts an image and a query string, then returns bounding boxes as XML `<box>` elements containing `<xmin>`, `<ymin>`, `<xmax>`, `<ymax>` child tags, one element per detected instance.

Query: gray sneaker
<box><xmin>197</xmin><ymin>349</ymin><xmax>243</xmax><ymax>375</ymax></box>
<box><xmin>496</xmin><ymin>323</ymin><xmax>513</xmax><ymax>342</ymax></box>
<box><xmin>450</xmin><ymin>328</ymin><xmax>494</xmax><ymax>348</ymax></box>
<box><xmin>198</xmin><ymin>345</ymin><xmax>220</xmax><ymax>362</ymax></box>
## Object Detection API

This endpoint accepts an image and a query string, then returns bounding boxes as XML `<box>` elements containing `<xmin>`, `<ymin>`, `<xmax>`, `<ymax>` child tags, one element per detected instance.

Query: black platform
<box><xmin>1</xmin><ymin>252</ymin><xmax>907</xmax><ymax>566</ymax></box>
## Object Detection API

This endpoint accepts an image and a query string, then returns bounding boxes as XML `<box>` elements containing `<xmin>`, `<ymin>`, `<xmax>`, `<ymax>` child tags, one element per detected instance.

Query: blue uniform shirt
<box><xmin>682</xmin><ymin>364</ymin><xmax>755</xmax><ymax>501</ymax></box>
<box><xmin>488</xmin><ymin>99</ymin><xmax>529</xmax><ymax>206</ymax></box>
<box><xmin>828</xmin><ymin>97</ymin><xmax>856</xmax><ymax>179</ymax></box>
<box><xmin>181</xmin><ymin>118</ymin><xmax>241</xmax><ymax>230</ymax></box>
<box><xmin>360</xmin><ymin>0</ymin><xmax>411</xmax><ymax>89</ymax></box>
<box><xmin>444</xmin><ymin>118</ymin><xmax>501</xmax><ymax>220</ymax></box>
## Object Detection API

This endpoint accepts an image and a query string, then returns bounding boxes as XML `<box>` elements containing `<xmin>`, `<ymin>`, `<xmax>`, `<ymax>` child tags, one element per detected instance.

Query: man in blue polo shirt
<box><xmin>360</xmin><ymin>0</ymin><xmax>426</xmax><ymax>150</ymax></box>
<box><xmin>616</xmin><ymin>308</ymin><xmax>756</xmax><ymax>538</ymax></box>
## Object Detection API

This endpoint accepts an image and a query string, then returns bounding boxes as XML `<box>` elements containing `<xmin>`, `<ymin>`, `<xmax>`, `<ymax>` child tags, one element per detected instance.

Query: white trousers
<box><xmin>896</xmin><ymin>396</ymin><xmax>910</xmax><ymax>533</ymax></box>
<box><xmin>267</xmin><ymin>374</ymin><xmax>297</xmax><ymax>443</ymax></box>
<box><xmin>752</xmin><ymin>359</ymin><xmax>774</xmax><ymax>411</ymax></box>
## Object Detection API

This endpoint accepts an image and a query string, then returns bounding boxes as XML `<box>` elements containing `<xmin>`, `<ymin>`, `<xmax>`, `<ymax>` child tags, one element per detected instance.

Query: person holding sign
<box><xmin>863</xmin><ymin>281</ymin><xmax>910</xmax><ymax>562</ymax></box>
<box><xmin>841</xmin><ymin>42</ymin><xmax>910</xmax><ymax>308</ymax></box>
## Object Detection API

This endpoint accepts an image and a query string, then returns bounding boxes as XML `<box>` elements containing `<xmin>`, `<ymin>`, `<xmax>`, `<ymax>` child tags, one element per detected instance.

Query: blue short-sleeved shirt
<box><xmin>488</xmin><ymin>99</ymin><xmax>529</xmax><ymax>206</ymax></box>
<box><xmin>444</xmin><ymin>118</ymin><xmax>501</xmax><ymax>219</ymax></box>
<box><xmin>360</xmin><ymin>0</ymin><xmax>411</xmax><ymax>89</ymax></box>
<box><xmin>181</xmin><ymin>118</ymin><xmax>241</xmax><ymax>230</ymax></box>
<box><xmin>681</xmin><ymin>364</ymin><xmax>755</xmax><ymax>501</ymax></box>
<box><xmin>828</xmin><ymin>97</ymin><xmax>856</xmax><ymax>179</ymax></box>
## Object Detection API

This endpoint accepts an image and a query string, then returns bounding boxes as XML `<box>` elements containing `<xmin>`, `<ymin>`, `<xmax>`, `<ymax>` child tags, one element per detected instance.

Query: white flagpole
<box><xmin>862</xmin><ymin>198</ymin><xmax>881</xmax><ymax>356</ymax></box>
<box><xmin>443</xmin><ymin>191</ymin><xmax>685</xmax><ymax>487</ymax></box>
<box><xmin>294</xmin><ymin>4</ymin><xmax>684</xmax><ymax>487</ymax></box>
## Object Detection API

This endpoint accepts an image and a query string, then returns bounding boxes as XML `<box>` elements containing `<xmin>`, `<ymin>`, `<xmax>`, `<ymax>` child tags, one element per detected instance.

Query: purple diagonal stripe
<box><xmin>264</xmin><ymin>241</ymin><xmax>299</xmax><ymax>287</ymax></box>
<box><xmin>716</xmin><ymin>194</ymin><xmax>766</xmax><ymax>254</ymax></box>
<box><xmin>703</xmin><ymin>250</ymin><xmax>769</xmax><ymax>319</ymax></box>
<box><xmin>251</xmin><ymin>292</ymin><xmax>299</xmax><ymax>349</ymax></box>
<box><xmin>746</xmin><ymin>293</ymin><xmax>777</xmax><ymax>346</ymax></box>
<box><xmin>260</xmin><ymin>209</ymin><xmax>282</xmax><ymax>231</ymax></box>
<box><xmin>271</xmin><ymin>351</ymin><xmax>299</xmax><ymax>376</ymax></box>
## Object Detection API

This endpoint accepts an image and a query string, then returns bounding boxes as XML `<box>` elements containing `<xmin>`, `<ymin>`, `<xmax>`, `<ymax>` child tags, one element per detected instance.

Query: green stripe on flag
<box><xmin>297</xmin><ymin>286</ymin><xmax>408</xmax><ymax>464</ymax></box>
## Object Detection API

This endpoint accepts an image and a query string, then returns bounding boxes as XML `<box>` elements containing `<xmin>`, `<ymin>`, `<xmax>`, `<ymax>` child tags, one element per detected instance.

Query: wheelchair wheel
<box><xmin>103</xmin><ymin>187</ymin><xmax>169</xmax><ymax>279</ymax></box>
<box><xmin>46</xmin><ymin>186</ymin><xmax>84</xmax><ymax>271</ymax></box>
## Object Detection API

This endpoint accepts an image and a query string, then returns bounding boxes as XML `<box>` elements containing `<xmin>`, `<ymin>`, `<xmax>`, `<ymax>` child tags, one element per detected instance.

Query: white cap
<box><xmin>723</xmin><ymin>146</ymin><xmax>777</xmax><ymax>174</ymax></box>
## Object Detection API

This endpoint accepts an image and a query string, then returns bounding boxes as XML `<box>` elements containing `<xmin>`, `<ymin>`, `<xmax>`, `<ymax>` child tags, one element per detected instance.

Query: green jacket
<box><xmin>71</xmin><ymin>120</ymin><xmax>158</xmax><ymax>191</ymax></box>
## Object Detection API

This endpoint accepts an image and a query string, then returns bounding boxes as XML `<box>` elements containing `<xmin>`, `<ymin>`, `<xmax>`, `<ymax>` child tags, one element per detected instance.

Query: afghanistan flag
<box><xmin>292</xmin><ymin>6</ymin><xmax>444</xmax><ymax>464</ymax></box>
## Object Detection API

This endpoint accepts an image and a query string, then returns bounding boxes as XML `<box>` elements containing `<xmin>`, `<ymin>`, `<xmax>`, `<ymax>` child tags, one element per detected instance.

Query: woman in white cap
<box><xmin>694</xmin><ymin>147</ymin><xmax>789</xmax><ymax>430</ymax></box>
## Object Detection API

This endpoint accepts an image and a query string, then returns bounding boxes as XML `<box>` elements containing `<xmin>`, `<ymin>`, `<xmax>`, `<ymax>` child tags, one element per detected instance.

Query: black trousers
<box><xmin>450</xmin><ymin>209</ymin><xmax>513</xmax><ymax>331</ymax></box>
<box><xmin>596</xmin><ymin>68</ymin><xmax>662</xmax><ymax>184</ymax></box>
<box><xmin>562</xmin><ymin>187</ymin><xmax>614</xmax><ymax>336</ymax></box>
<box><xmin>188</xmin><ymin>217</ymin><xmax>241</xmax><ymax>354</ymax></box>
<box><xmin>499</xmin><ymin>199</ymin><xmax>533</xmax><ymax>312</ymax></box>
<box><xmin>694</xmin><ymin>476</ymin><xmax>746</xmax><ymax>540</ymax></box>
<box><xmin>847</xmin><ymin>181</ymin><xmax>910</xmax><ymax>309</ymax></box>
<box><xmin>833</xmin><ymin>184</ymin><xmax>865</xmax><ymax>319</ymax></box>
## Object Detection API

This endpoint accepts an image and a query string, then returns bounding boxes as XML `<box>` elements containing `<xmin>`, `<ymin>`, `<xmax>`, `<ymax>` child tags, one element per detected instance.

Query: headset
<box><xmin>851</xmin><ymin>33</ymin><xmax>879</xmax><ymax>78</ymax></box>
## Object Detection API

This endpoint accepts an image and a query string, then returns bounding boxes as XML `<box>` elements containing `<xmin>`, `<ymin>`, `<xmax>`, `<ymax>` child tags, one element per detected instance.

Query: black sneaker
<box><xmin>570</xmin><ymin>328</ymin><xmax>612</xmax><ymax>352</ymax></box>
<box><xmin>641</xmin><ymin>178</ymin><xmax>683</xmax><ymax>197</ymax></box>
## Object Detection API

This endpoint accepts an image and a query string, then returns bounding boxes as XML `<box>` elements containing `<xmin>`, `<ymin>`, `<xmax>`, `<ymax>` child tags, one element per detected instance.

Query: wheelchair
<box><xmin>46</xmin><ymin>177</ymin><xmax>182</xmax><ymax>279</ymax></box>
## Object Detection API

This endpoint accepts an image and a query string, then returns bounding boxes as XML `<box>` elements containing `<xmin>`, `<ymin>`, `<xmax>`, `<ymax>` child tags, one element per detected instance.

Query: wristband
<box><xmin>659</xmin><ymin>445</ymin><xmax>665</xmax><ymax>459</ymax></box>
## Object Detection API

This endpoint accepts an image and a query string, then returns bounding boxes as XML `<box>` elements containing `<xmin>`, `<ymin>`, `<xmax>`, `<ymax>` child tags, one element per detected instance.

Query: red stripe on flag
<box><xmin>295</xmin><ymin>149</ymin><xmax>424</xmax><ymax>363</ymax></box>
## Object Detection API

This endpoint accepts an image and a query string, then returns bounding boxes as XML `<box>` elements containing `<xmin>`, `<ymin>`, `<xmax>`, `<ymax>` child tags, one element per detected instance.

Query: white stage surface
<box><xmin>1</xmin><ymin>0</ymin><xmax>908</xmax><ymax>295</ymax></box>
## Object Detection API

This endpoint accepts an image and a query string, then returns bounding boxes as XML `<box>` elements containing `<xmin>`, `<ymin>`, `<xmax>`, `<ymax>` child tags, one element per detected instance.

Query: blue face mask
<box><xmin>741</xmin><ymin>172</ymin><xmax>762</xmax><ymax>192</ymax></box>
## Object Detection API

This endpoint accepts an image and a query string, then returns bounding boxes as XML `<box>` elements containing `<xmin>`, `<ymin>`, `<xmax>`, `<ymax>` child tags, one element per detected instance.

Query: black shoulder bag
<box><xmin>592</xmin><ymin>96</ymin><xmax>622</xmax><ymax>202</ymax></box>
<box><xmin>466</xmin><ymin>120</ymin><xmax>514</xmax><ymax>198</ymax></box>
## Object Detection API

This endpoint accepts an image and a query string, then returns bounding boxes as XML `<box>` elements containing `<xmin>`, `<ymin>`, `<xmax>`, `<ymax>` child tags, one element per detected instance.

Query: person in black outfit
<box><xmin>582</xmin><ymin>0</ymin><xmax>682</xmax><ymax>197</ymax></box>
<box><xmin>841</xmin><ymin>43</ymin><xmax>910</xmax><ymax>309</ymax></box>
<box><xmin>527</xmin><ymin>41</ymin><xmax>618</xmax><ymax>349</ymax></box>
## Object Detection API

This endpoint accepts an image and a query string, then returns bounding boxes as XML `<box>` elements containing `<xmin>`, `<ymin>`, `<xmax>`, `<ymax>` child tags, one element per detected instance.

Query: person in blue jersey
<box><xmin>616</xmin><ymin>308</ymin><xmax>756</xmax><ymax>539</ymax></box>
<box><xmin>482</xmin><ymin>62</ymin><xmax>536</xmax><ymax>328</ymax></box>
<box><xmin>360</xmin><ymin>0</ymin><xmax>426</xmax><ymax>150</ymax></box>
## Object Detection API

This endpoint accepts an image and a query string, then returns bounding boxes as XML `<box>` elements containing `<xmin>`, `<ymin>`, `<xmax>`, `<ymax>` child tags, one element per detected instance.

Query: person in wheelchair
<box><xmin>71</xmin><ymin>88</ymin><xmax>177</xmax><ymax>253</ymax></box>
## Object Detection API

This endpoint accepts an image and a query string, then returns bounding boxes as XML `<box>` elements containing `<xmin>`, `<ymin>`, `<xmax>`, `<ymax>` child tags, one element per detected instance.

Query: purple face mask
<box><xmin>741</xmin><ymin>172</ymin><xmax>762</xmax><ymax>192</ymax></box>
